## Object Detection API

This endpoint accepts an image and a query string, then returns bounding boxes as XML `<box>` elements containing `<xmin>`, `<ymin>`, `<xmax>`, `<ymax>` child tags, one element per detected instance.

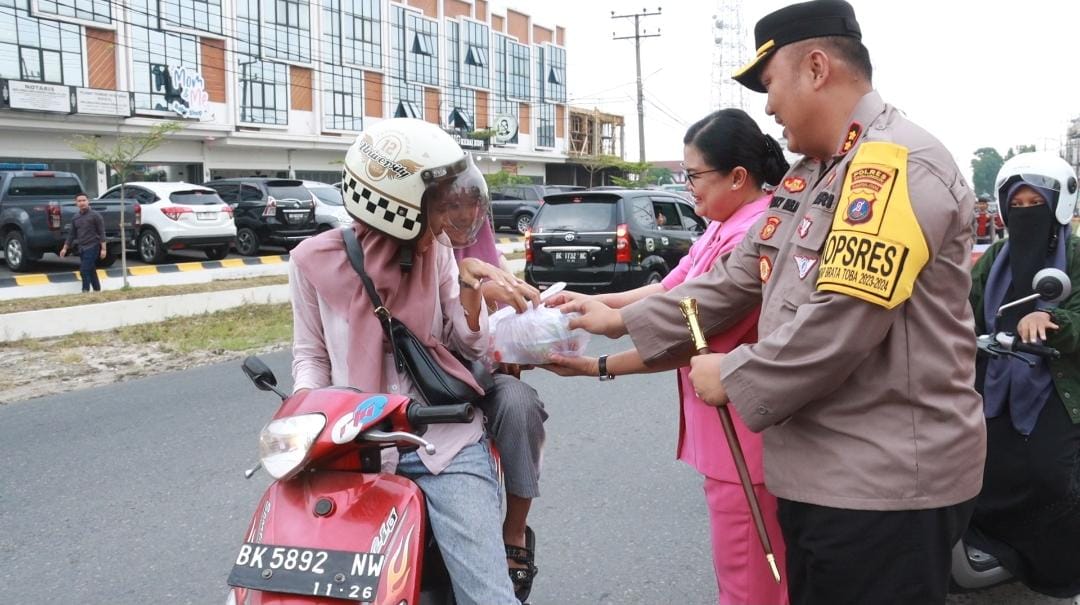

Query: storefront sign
<box><xmin>501</xmin><ymin>161</ymin><xmax>519</xmax><ymax>175</ymax></box>
<box><xmin>453</xmin><ymin>135</ymin><xmax>487</xmax><ymax>151</ymax></box>
<box><xmin>75</xmin><ymin>88</ymin><xmax>134</xmax><ymax>117</ymax></box>
<box><xmin>167</xmin><ymin>65</ymin><xmax>213</xmax><ymax>121</ymax></box>
<box><xmin>493</xmin><ymin>114</ymin><xmax>518</xmax><ymax>144</ymax></box>
<box><xmin>0</xmin><ymin>80</ymin><xmax>74</xmax><ymax>114</ymax></box>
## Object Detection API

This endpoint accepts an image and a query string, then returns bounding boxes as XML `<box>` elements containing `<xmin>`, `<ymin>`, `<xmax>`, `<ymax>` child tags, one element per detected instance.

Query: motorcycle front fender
<box><xmin>231</xmin><ymin>471</ymin><xmax>427</xmax><ymax>604</ymax></box>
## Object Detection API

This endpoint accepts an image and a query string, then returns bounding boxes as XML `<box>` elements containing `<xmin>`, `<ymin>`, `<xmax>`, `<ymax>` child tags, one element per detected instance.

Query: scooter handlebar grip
<box><xmin>1013</xmin><ymin>340</ymin><xmax>1061</xmax><ymax>359</ymax></box>
<box><xmin>407</xmin><ymin>402</ymin><xmax>476</xmax><ymax>426</ymax></box>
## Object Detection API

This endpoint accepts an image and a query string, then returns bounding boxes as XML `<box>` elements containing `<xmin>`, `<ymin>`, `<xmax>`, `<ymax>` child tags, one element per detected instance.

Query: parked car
<box><xmin>0</xmin><ymin>165</ymin><xmax>139</xmax><ymax>272</ymax></box>
<box><xmin>524</xmin><ymin>189</ymin><xmax>707</xmax><ymax>293</ymax></box>
<box><xmin>490</xmin><ymin>184</ymin><xmax>586</xmax><ymax>234</ymax></box>
<box><xmin>201</xmin><ymin>178</ymin><xmax>317</xmax><ymax>256</ymax></box>
<box><xmin>302</xmin><ymin>180</ymin><xmax>353</xmax><ymax>232</ymax></box>
<box><xmin>99</xmin><ymin>182</ymin><xmax>235</xmax><ymax>263</ymax></box>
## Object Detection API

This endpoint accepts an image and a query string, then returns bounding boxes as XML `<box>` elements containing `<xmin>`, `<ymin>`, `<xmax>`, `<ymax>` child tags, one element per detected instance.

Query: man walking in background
<box><xmin>59</xmin><ymin>192</ymin><xmax>106</xmax><ymax>293</ymax></box>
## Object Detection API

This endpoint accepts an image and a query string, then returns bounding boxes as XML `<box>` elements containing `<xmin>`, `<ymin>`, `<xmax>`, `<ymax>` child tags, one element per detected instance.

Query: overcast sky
<box><xmin>491</xmin><ymin>0</ymin><xmax>1080</xmax><ymax>181</ymax></box>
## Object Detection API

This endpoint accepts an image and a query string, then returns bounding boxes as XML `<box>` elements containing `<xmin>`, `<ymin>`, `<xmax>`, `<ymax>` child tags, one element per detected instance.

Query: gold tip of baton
<box><xmin>767</xmin><ymin>553</ymin><xmax>781</xmax><ymax>584</ymax></box>
<box><xmin>678</xmin><ymin>298</ymin><xmax>709</xmax><ymax>352</ymax></box>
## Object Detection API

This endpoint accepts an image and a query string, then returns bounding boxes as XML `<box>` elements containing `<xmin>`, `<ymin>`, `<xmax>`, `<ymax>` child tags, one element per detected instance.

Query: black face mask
<box><xmin>1004</xmin><ymin>205</ymin><xmax>1054</xmax><ymax>322</ymax></box>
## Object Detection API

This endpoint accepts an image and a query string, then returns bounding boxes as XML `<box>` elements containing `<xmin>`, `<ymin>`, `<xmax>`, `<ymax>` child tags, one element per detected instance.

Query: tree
<box><xmin>577</xmin><ymin>154</ymin><xmax>622</xmax><ymax>188</ymax></box>
<box><xmin>483</xmin><ymin>170</ymin><xmax>532</xmax><ymax>189</ymax></box>
<box><xmin>971</xmin><ymin>147</ymin><xmax>1004</xmax><ymax>198</ymax></box>
<box><xmin>70</xmin><ymin>121</ymin><xmax>185</xmax><ymax>288</ymax></box>
<box><xmin>609</xmin><ymin>159</ymin><xmax>652</xmax><ymax>189</ymax></box>
<box><xmin>1003</xmin><ymin>144</ymin><xmax>1037</xmax><ymax>162</ymax></box>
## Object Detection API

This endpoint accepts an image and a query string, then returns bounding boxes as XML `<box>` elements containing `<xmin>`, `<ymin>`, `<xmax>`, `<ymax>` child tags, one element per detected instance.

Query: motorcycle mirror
<box><xmin>242</xmin><ymin>356</ymin><xmax>283</xmax><ymax>396</ymax></box>
<box><xmin>1032</xmin><ymin>268</ymin><xmax>1071</xmax><ymax>304</ymax></box>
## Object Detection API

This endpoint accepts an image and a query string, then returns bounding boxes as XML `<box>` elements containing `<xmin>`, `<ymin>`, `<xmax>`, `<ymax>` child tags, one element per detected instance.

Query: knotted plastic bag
<box><xmin>488</xmin><ymin>283</ymin><xmax>590</xmax><ymax>365</ymax></box>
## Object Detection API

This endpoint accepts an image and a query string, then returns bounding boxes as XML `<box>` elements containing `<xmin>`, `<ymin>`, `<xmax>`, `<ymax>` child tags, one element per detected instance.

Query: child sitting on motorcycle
<box><xmin>289</xmin><ymin>118</ymin><xmax>536</xmax><ymax>605</ymax></box>
<box><xmin>968</xmin><ymin>151</ymin><xmax>1080</xmax><ymax>599</ymax></box>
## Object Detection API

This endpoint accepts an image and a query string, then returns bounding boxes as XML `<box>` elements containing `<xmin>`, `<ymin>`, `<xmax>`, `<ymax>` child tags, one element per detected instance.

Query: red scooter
<box><xmin>225</xmin><ymin>356</ymin><xmax>478</xmax><ymax>605</ymax></box>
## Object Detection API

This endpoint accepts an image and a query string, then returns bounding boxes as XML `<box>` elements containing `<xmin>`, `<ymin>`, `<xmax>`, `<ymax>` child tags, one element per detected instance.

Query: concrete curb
<box><xmin>2</xmin><ymin>258</ymin><xmax>524</xmax><ymax>342</ymax></box>
<box><xmin>2</xmin><ymin>238</ymin><xmax>521</xmax><ymax>292</ymax></box>
<box><xmin>0</xmin><ymin>255</ymin><xmax>289</xmax><ymax>289</ymax></box>
<box><xmin>0</xmin><ymin>284</ymin><xmax>290</xmax><ymax>342</ymax></box>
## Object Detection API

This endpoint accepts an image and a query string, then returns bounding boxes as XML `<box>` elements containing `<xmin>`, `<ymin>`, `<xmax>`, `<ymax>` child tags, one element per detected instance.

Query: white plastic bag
<box><xmin>489</xmin><ymin>283</ymin><xmax>590</xmax><ymax>365</ymax></box>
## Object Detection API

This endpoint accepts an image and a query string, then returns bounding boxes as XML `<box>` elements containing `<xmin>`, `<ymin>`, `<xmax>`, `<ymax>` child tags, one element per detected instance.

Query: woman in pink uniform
<box><xmin>545</xmin><ymin>108</ymin><xmax>790</xmax><ymax>605</ymax></box>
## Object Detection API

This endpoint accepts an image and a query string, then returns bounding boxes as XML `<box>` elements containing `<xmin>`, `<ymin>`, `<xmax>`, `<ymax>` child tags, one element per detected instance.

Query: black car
<box><xmin>202</xmin><ymin>178</ymin><xmax>318</xmax><ymax>256</ymax></box>
<box><xmin>524</xmin><ymin>189</ymin><xmax>707</xmax><ymax>293</ymax></box>
<box><xmin>490</xmin><ymin>184</ymin><xmax>586</xmax><ymax>234</ymax></box>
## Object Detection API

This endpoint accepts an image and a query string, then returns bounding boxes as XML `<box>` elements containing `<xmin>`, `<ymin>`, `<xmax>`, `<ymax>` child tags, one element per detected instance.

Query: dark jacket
<box><xmin>65</xmin><ymin>208</ymin><xmax>105</xmax><ymax>251</ymax></box>
<box><xmin>970</xmin><ymin>235</ymin><xmax>1080</xmax><ymax>424</ymax></box>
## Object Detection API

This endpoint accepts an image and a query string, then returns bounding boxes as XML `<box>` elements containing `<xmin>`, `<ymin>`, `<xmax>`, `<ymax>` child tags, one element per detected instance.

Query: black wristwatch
<box><xmin>598</xmin><ymin>355</ymin><xmax>615</xmax><ymax>381</ymax></box>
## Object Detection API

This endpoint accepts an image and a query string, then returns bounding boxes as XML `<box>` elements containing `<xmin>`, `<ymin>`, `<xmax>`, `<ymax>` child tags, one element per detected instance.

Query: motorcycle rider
<box><xmin>968</xmin><ymin>151</ymin><xmax>1080</xmax><ymax>599</ymax></box>
<box><xmin>288</xmin><ymin>118</ymin><xmax>533</xmax><ymax>605</ymax></box>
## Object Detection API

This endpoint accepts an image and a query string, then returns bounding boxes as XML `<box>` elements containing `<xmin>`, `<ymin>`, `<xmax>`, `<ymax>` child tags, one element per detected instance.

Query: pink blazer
<box><xmin>662</xmin><ymin>195</ymin><xmax>770</xmax><ymax>484</ymax></box>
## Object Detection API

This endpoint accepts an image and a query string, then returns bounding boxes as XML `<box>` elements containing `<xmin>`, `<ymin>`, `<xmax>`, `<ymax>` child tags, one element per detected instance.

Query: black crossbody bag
<box><xmin>342</xmin><ymin>229</ymin><xmax>493</xmax><ymax>404</ymax></box>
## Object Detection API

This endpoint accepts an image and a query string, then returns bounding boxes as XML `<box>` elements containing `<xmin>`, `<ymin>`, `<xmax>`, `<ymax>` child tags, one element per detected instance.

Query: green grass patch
<box><xmin>0</xmin><ymin>275</ymin><xmax>289</xmax><ymax>315</ymax></box>
<box><xmin>1</xmin><ymin>303</ymin><xmax>293</xmax><ymax>353</ymax></box>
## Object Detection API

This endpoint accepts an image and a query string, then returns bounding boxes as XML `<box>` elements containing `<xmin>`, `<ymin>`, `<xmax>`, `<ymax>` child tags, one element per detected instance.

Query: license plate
<box><xmin>284</xmin><ymin>211</ymin><xmax>308</xmax><ymax>224</ymax></box>
<box><xmin>196</xmin><ymin>212</ymin><xmax>216</xmax><ymax>220</ymax></box>
<box><xmin>227</xmin><ymin>542</ymin><xmax>384</xmax><ymax>602</ymax></box>
<box><xmin>553</xmin><ymin>251</ymin><xmax>588</xmax><ymax>265</ymax></box>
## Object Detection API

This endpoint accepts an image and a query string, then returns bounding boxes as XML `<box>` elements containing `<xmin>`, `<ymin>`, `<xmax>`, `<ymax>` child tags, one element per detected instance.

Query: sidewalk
<box><xmin>1</xmin><ymin>255</ymin><xmax>525</xmax><ymax>342</ymax></box>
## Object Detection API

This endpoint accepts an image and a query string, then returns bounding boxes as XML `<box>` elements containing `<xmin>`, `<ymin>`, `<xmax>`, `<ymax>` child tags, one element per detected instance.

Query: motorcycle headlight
<box><xmin>258</xmin><ymin>413</ymin><xmax>326</xmax><ymax>480</ymax></box>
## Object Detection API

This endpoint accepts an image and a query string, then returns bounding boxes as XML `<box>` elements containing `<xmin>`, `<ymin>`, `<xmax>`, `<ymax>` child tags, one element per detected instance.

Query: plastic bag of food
<box><xmin>489</xmin><ymin>283</ymin><xmax>590</xmax><ymax>365</ymax></box>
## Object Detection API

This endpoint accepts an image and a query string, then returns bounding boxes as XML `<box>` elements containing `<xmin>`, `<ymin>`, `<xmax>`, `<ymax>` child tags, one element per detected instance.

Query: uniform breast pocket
<box><xmin>782</xmin><ymin>210</ymin><xmax>833</xmax><ymax>308</ymax></box>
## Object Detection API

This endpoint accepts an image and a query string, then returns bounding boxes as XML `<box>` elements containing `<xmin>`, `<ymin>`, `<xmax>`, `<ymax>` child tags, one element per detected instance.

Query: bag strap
<box><xmin>342</xmin><ymin>228</ymin><xmax>404</xmax><ymax>369</ymax></box>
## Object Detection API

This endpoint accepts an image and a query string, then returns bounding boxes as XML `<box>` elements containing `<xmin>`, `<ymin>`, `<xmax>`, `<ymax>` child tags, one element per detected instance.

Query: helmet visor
<box><xmin>422</xmin><ymin>156</ymin><xmax>491</xmax><ymax>249</ymax></box>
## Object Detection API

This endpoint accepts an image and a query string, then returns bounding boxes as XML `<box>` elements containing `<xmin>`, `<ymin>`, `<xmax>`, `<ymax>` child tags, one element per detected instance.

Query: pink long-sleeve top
<box><xmin>290</xmin><ymin>243</ymin><xmax>489</xmax><ymax>475</ymax></box>
<box><xmin>661</xmin><ymin>194</ymin><xmax>769</xmax><ymax>483</ymax></box>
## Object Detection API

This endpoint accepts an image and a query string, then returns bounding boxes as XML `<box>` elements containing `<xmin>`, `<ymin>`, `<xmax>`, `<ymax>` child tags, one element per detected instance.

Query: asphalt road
<box><xmin>0</xmin><ymin>338</ymin><xmax>1070</xmax><ymax>604</ymax></box>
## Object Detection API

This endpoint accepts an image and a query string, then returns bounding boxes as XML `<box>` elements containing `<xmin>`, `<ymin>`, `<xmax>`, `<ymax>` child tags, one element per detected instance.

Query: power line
<box><xmin>612</xmin><ymin>6</ymin><xmax>661</xmax><ymax>163</ymax></box>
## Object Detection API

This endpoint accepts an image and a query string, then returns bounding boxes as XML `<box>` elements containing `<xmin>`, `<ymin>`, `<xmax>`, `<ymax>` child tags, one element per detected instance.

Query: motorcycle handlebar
<box><xmin>407</xmin><ymin>402</ymin><xmax>476</xmax><ymax>427</ymax></box>
<box><xmin>979</xmin><ymin>332</ymin><xmax>1061</xmax><ymax>360</ymax></box>
<box><xmin>1012</xmin><ymin>340</ymin><xmax>1061</xmax><ymax>360</ymax></box>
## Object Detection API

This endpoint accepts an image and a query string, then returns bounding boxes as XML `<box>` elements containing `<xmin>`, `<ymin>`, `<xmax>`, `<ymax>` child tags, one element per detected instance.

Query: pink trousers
<box><xmin>704</xmin><ymin>477</ymin><xmax>789</xmax><ymax>605</ymax></box>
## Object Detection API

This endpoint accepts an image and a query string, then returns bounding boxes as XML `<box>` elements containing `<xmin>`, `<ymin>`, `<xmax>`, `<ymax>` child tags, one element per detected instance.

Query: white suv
<box><xmin>303</xmin><ymin>180</ymin><xmax>352</xmax><ymax>232</ymax></box>
<box><xmin>99</xmin><ymin>182</ymin><xmax>236</xmax><ymax>263</ymax></box>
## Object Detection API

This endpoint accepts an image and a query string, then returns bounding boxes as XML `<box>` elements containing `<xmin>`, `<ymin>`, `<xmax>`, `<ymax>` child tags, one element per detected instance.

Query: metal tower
<box><xmin>711</xmin><ymin>0</ymin><xmax>749</xmax><ymax>112</ymax></box>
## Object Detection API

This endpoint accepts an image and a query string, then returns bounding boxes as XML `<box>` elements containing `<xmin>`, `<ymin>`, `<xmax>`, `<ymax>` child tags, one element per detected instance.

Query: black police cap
<box><xmin>732</xmin><ymin>0</ymin><xmax>862</xmax><ymax>93</ymax></box>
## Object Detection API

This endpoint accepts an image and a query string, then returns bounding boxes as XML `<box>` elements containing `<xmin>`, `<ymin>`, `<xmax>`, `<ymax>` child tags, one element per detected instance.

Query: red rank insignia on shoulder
<box><xmin>839</xmin><ymin>122</ymin><xmax>862</xmax><ymax>155</ymax></box>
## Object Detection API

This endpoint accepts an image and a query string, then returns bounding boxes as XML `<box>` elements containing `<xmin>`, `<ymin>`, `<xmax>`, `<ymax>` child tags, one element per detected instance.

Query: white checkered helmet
<box><xmin>341</xmin><ymin>118</ymin><xmax>490</xmax><ymax>247</ymax></box>
<box><xmin>994</xmin><ymin>151</ymin><xmax>1079</xmax><ymax>226</ymax></box>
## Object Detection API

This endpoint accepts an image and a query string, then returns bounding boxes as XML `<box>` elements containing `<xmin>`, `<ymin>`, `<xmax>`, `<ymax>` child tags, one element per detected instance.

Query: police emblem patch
<box><xmin>759</xmin><ymin>256</ymin><xmax>773</xmax><ymax>283</ymax></box>
<box><xmin>845</xmin><ymin>197</ymin><xmax>874</xmax><ymax>225</ymax></box>
<box><xmin>782</xmin><ymin>177</ymin><xmax>806</xmax><ymax>193</ymax></box>
<box><xmin>842</xmin><ymin>166</ymin><xmax>893</xmax><ymax>226</ymax></box>
<box><xmin>759</xmin><ymin>216</ymin><xmax>781</xmax><ymax>240</ymax></box>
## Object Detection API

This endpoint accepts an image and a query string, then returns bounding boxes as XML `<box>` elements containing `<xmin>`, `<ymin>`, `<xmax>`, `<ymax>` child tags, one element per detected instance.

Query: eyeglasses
<box><xmin>684</xmin><ymin>168</ymin><xmax>721</xmax><ymax>186</ymax></box>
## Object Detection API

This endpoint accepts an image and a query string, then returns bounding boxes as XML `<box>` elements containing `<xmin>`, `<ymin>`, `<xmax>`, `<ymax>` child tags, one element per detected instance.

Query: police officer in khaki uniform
<box><xmin>561</xmin><ymin>1</ymin><xmax>984</xmax><ymax>603</ymax></box>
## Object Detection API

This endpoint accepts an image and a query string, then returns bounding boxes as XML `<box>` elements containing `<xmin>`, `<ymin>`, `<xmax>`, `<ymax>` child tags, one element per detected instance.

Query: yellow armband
<box><xmin>816</xmin><ymin>142</ymin><xmax>929</xmax><ymax>309</ymax></box>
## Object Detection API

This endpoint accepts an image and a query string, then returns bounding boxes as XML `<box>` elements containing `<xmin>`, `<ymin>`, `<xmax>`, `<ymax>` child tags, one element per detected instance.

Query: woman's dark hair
<box><xmin>683</xmin><ymin>108</ymin><xmax>789</xmax><ymax>187</ymax></box>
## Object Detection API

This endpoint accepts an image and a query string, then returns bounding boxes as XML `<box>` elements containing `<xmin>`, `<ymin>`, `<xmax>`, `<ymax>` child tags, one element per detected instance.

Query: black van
<box><xmin>202</xmin><ymin>178</ymin><xmax>317</xmax><ymax>255</ymax></box>
<box><xmin>524</xmin><ymin>189</ymin><xmax>706</xmax><ymax>293</ymax></box>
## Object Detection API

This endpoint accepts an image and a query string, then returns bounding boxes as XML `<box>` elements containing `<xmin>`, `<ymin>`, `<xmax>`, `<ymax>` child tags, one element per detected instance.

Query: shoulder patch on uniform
<box><xmin>816</xmin><ymin>142</ymin><xmax>929</xmax><ymax>309</ymax></box>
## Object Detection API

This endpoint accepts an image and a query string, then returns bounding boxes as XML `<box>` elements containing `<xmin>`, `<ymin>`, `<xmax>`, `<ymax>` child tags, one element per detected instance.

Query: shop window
<box><xmin>35</xmin><ymin>0</ymin><xmax>112</xmax><ymax>26</ymax></box>
<box><xmin>0</xmin><ymin>4</ymin><xmax>84</xmax><ymax>86</ymax></box>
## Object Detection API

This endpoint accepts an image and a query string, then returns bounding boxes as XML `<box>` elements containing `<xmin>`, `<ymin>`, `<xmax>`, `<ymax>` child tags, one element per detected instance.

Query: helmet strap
<box><xmin>398</xmin><ymin>245</ymin><xmax>414</xmax><ymax>273</ymax></box>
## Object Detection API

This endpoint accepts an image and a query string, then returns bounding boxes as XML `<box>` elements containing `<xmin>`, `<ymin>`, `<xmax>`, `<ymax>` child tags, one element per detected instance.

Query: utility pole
<box><xmin>612</xmin><ymin>7</ymin><xmax>661</xmax><ymax>164</ymax></box>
